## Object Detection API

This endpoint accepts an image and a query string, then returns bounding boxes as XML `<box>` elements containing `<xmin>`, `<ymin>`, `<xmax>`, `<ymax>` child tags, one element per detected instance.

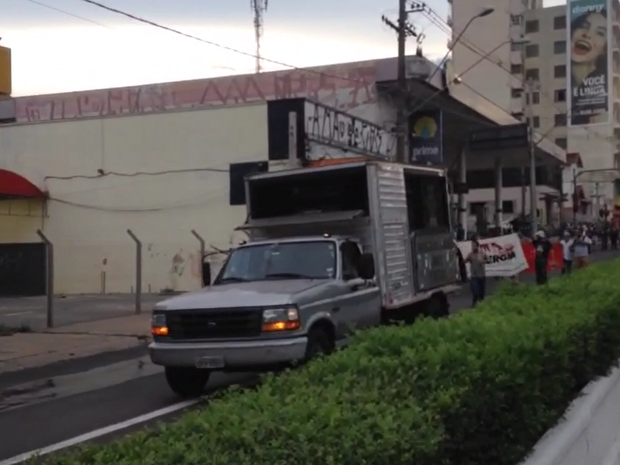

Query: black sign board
<box><xmin>469</xmin><ymin>123</ymin><xmax>528</xmax><ymax>151</ymax></box>
<box><xmin>304</xmin><ymin>100</ymin><xmax>394</xmax><ymax>160</ymax></box>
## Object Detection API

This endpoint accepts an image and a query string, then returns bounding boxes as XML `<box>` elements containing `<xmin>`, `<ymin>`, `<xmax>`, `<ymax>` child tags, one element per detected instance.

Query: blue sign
<box><xmin>409</xmin><ymin>109</ymin><xmax>443</xmax><ymax>165</ymax></box>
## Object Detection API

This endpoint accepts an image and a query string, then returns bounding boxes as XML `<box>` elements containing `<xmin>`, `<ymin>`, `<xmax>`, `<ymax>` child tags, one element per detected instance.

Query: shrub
<box><xmin>42</xmin><ymin>260</ymin><xmax>620</xmax><ymax>465</ymax></box>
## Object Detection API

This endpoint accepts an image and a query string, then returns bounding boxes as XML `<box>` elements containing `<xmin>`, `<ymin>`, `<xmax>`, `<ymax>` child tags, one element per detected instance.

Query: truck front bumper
<box><xmin>149</xmin><ymin>337</ymin><xmax>308</xmax><ymax>369</ymax></box>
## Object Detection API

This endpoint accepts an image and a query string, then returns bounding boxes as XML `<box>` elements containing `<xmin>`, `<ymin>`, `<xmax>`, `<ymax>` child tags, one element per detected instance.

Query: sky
<box><xmin>3</xmin><ymin>0</ymin><xmax>566</xmax><ymax>96</ymax></box>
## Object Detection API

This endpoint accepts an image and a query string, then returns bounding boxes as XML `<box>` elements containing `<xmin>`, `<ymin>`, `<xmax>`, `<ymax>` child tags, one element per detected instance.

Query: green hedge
<box><xmin>43</xmin><ymin>260</ymin><xmax>620</xmax><ymax>465</ymax></box>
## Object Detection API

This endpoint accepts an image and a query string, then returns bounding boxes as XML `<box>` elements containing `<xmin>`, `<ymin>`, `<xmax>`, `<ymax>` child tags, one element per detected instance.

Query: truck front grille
<box><xmin>166</xmin><ymin>309</ymin><xmax>262</xmax><ymax>340</ymax></box>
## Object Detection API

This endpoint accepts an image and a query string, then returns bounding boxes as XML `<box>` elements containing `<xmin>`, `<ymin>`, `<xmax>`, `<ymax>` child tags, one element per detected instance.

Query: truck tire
<box><xmin>164</xmin><ymin>367</ymin><xmax>211</xmax><ymax>398</ymax></box>
<box><xmin>425</xmin><ymin>293</ymin><xmax>449</xmax><ymax>319</ymax></box>
<box><xmin>304</xmin><ymin>326</ymin><xmax>335</xmax><ymax>361</ymax></box>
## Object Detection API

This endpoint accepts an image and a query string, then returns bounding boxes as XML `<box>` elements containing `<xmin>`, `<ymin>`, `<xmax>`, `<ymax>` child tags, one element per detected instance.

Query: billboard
<box><xmin>409</xmin><ymin>109</ymin><xmax>443</xmax><ymax>165</ymax></box>
<box><xmin>567</xmin><ymin>0</ymin><xmax>611</xmax><ymax>126</ymax></box>
<box><xmin>0</xmin><ymin>46</ymin><xmax>11</xmax><ymax>96</ymax></box>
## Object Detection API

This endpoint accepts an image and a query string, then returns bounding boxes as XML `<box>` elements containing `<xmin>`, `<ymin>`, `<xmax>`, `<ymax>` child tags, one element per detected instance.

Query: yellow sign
<box><xmin>413</xmin><ymin>116</ymin><xmax>437</xmax><ymax>138</ymax></box>
<box><xmin>0</xmin><ymin>46</ymin><xmax>12</xmax><ymax>96</ymax></box>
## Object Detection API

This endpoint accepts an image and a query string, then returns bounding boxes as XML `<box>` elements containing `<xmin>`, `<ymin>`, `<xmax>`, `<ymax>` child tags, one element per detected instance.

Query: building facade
<box><xmin>450</xmin><ymin>0</ymin><xmax>620</xmax><ymax>216</ymax></box>
<box><xmin>0</xmin><ymin>58</ymin><xmax>398</xmax><ymax>296</ymax></box>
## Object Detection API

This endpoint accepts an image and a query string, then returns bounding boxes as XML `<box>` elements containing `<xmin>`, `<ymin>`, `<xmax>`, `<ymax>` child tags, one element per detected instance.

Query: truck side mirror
<box><xmin>202</xmin><ymin>262</ymin><xmax>211</xmax><ymax>286</ymax></box>
<box><xmin>357</xmin><ymin>253</ymin><xmax>375</xmax><ymax>280</ymax></box>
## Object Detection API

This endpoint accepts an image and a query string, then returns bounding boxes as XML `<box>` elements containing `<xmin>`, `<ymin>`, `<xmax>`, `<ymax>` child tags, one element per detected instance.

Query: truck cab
<box><xmin>149</xmin><ymin>234</ymin><xmax>380</xmax><ymax>397</ymax></box>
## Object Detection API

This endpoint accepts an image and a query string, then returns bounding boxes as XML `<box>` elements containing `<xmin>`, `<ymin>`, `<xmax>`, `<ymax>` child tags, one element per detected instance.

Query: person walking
<box><xmin>573</xmin><ymin>228</ymin><xmax>593</xmax><ymax>270</ymax></box>
<box><xmin>560</xmin><ymin>230</ymin><xmax>575</xmax><ymax>275</ymax></box>
<box><xmin>465</xmin><ymin>239</ymin><xmax>487</xmax><ymax>307</ymax></box>
<box><xmin>532</xmin><ymin>230</ymin><xmax>552</xmax><ymax>285</ymax></box>
<box><xmin>610</xmin><ymin>226</ymin><xmax>618</xmax><ymax>250</ymax></box>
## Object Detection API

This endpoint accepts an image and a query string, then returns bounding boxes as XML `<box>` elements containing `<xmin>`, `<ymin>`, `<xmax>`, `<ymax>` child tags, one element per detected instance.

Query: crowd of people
<box><xmin>458</xmin><ymin>218</ymin><xmax>617</xmax><ymax>308</ymax></box>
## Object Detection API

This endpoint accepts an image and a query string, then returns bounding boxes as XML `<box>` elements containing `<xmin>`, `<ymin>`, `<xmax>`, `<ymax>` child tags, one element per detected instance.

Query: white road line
<box><xmin>0</xmin><ymin>399</ymin><xmax>200</xmax><ymax>465</ymax></box>
<box><xmin>1</xmin><ymin>311</ymin><xmax>33</xmax><ymax>317</ymax></box>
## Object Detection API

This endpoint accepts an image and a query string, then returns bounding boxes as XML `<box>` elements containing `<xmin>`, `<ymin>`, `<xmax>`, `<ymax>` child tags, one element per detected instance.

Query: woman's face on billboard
<box><xmin>571</xmin><ymin>13</ymin><xmax>607</xmax><ymax>64</ymax></box>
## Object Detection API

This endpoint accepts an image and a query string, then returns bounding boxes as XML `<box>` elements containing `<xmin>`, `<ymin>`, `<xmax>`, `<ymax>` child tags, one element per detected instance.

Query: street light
<box><xmin>409</xmin><ymin>37</ymin><xmax>527</xmax><ymax>116</ymax></box>
<box><xmin>395</xmin><ymin>6</ymin><xmax>494</xmax><ymax>163</ymax></box>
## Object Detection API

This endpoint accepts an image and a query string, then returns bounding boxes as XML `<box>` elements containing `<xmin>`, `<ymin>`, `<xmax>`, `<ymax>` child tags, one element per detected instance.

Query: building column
<box><xmin>494</xmin><ymin>156</ymin><xmax>503</xmax><ymax>228</ymax></box>
<box><xmin>458</xmin><ymin>149</ymin><xmax>467</xmax><ymax>237</ymax></box>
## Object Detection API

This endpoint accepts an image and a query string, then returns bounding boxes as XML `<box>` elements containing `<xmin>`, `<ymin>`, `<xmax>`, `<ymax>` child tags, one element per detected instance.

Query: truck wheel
<box><xmin>304</xmin><ymin>327</ymin><xmax>335</xmax><ymax>361</ymax></box>
<box><xmin>164</xmin><ymin>367</ymin><xmax>211</xmax><ymax>398</ymax></box>
<box><xmin>425</xmin><ymin>294</ymin><xmax>449</xmax><ymax>319</ymax></box>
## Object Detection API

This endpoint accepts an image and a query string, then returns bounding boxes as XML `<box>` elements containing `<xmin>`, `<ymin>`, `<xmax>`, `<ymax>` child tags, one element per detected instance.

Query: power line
<box><xmin>24</xmin><ymin>0</ymin><xmax>115</xmax><ymax>29</ymax></box>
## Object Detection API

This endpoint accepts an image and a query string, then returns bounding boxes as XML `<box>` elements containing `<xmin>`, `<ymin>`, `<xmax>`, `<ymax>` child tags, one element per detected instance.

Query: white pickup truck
<box><xmin>149</xmin><ymin>161</ymin><xmax>461</xmax><ymax>397</ymax></box>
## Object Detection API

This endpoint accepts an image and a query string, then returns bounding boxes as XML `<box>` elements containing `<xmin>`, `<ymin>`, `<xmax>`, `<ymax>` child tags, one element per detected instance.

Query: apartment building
<box><xmin>450</xmin><ymin>0</ymin><xmax>620</xmax><ymax>216</ymax></box>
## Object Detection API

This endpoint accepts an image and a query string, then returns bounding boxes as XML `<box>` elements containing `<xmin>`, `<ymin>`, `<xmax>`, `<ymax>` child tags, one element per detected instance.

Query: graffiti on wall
<box><xmin>16</xmin><ymin>61</ymin><xmax>378</xmax><ymax>123</ymax></box>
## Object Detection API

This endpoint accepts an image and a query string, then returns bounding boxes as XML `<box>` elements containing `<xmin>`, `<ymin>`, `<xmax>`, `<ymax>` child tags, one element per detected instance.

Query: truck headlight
<box><xmin>262</xmin><ymin>307</ymin><xmax>300</xmax><ymax>332</ymax></box>
<box><xmin>151</xmin><ymin>313</ymin><xmax>169</xmax><ymax>336</ymax></box>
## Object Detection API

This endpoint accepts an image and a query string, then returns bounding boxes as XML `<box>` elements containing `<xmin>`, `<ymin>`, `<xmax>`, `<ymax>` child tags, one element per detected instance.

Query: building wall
<box><xmin>0</xmin><ymin>103</ymin><xmax>269</xmax><ymax>294</ymax></box>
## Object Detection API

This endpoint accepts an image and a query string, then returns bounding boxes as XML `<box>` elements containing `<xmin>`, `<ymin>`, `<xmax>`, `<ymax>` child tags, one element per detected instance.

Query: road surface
<box><xmin>0</xmin><ymin>250</ymin><xmax>617</xmax><ymax>464</ymax></box>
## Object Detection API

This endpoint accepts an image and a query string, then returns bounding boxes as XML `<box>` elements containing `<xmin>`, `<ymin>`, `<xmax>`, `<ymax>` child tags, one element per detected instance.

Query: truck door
<box><xmin>331</xmin><ymin>241</ymin><xmax>381</xmax><ymax>339</ymax></box>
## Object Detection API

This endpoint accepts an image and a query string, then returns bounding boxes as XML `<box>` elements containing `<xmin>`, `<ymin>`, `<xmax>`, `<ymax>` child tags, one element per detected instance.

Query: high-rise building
<box><xmin>450</xmin><ymin>0</ymin><xmax>620</xmax><ymax>215</ymax></box>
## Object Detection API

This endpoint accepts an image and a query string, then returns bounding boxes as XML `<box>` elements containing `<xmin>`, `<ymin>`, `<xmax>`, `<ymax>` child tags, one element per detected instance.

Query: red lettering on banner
<box><xmin>14</xmin><ymin>61</ymin><xmax>378</xmax><ymax>122</ymax></box>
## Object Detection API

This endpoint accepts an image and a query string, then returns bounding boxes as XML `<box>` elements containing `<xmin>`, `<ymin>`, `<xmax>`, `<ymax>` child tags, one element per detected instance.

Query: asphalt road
<box><xmin>0</xmin><ymin>249</ymin><xmax>618</xmax><ymax>464</ymax></box>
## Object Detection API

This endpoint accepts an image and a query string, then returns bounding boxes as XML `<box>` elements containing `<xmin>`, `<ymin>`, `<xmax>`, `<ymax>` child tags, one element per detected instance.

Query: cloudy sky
<box><xmin>3</xmin><ymin>0</ymin><xmax>565</xmax><ymax>96</ymax></box>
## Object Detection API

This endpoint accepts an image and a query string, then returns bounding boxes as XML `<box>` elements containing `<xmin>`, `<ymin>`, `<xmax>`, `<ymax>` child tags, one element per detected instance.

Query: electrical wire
<box><xmin>49</xmin><ymin>183</ymin><xmax>229</xmax><ymax>212</ymax></box>
<box><xmin>44</xmin><ymin>166</ymin><xmax>229</xmax><ymax>181</ymax></box>
<box><xmin>24</xmin><ymin>0</ymin><xmax>115</xmax><ymax>29</ymax></box>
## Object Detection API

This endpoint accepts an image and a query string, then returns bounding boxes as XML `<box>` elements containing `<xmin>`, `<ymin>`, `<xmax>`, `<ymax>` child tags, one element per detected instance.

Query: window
<box><xmin>511</xmin><ymin>88</ymin><xmax>523</xmax><ymax>98</ymax></box>
<box><xmin>510</xmin><ymin>64</ymin><xmax>523</xmax><ymax>74</ymax></box>
<box><xmin>553</xmin><ymin>15</ymin><xmax>566</xmax><ymax>29</ymax></box>
<box><xmin>525</xmin><ymin>44</ymin><xmax>539</xmax><ymax>57</ymax></box>
<box><xmin>554</xmin><ymin>89</ymin><xmax>566</xmax><ymax>102</ymax></box>
<box><xmin>533</xmin><ymin>116</ymin><xmax>540</xmax><ymax>128</ymax></box>
<box><xmin>526</xmin><ymin>68</ymin><xmax>539</xmax><ymax>80</ymax></box>
<box><xmin>229</xmin><ymin>161</ymin><xmax>268</xmax><ymax>205</ymax></box>
<box><xmin>511</xmin><ymin>14</ymin><xmax>523</xmax><ymax>26</ymax></box>
<box><xmin>553</xmin><ymin>40</ymin><xmax>566</xmax><ymax>54</ymax></box>
<box><xmin>215</xmin><ymin>241</ymin><xmax>337</xmax><ymax>283</ymax></box>
<box><xmin>554</xmin><ymin>65</ymin><xmax>566</xmax><ymax>78</ymax></box>
<box><xmin>532</xmin><ymin>92</ymin><xmax>540</xmax><ymax>104</ymax></box>
<box><xmin>554</xmin><ymin>113</ymin><xmax>566</xmax><ymax>126</ymax></box>
<box><xmin>502</xmin><ymin>200</ymin><xmax>515</xmax><ymax>214</ymax></box>
<box><xmin>555</xmin><ymin>137</ymin><xmax>567</xmax><ymax>148</ymax></box>
<box><xmin>511</xmin><ymin>41</ymin><xmax>525</xmax><ymax>51</ymax></box>
<box><xmin>469</xmin><ymin>202</ymin><xmax>487</xmax><ymax>215</ymax></box>
<box><xmin>525</xmin><ymin>20</ymin><xmax>539</xmax><ymax>33</ymax></box>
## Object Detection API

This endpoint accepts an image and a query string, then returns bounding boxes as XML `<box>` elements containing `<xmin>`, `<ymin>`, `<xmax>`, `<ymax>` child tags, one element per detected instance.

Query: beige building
<box><xmin>450</xmin><ymin>0</ymin><xmax>620</xmax><ymax>213</ymax></box>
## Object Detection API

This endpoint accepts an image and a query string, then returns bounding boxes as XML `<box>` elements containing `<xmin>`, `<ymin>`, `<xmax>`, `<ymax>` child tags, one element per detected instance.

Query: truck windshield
<box><xmin>216</xmin><ymin>241</ymin><xmax>337</xmax><ymax>283</ymax></box>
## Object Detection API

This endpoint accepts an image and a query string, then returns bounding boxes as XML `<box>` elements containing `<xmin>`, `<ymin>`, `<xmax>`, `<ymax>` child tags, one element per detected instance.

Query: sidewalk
<box><xmin>0</xmin><ymin>313</ymin><xmax>151</xmax><ymax>375</ymax></box>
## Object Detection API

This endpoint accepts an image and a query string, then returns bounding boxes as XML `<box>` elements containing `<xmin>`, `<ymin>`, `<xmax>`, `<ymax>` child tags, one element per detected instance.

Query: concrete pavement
<box><xmin>0</xmin><ymin>314</ymin><xmax>151</xmax><ymax>379</ymax></box>
<box><xmin>0</xmin><ymin>293</ymin><xmax>165</xmax><ymax>331</ymax></box>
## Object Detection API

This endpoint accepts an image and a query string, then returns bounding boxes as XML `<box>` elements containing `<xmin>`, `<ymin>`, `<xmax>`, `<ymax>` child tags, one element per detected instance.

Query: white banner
<box><xmin>457</xmin><ymin>233</ymin><xmax>528</xmax><ymax>278</ymax></box>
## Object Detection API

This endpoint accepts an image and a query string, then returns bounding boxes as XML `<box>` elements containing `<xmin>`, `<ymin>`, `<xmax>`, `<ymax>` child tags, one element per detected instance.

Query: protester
<box><xmin>560</xmin><ymin>230</ymin><xmax>575</xmax><ymax>275</ymax></box>
<box><xmin>573</xmin><ymin>227</ymin><xmax>593</xmax><ymax>269</ymax></box>
<box><xmin>532</xmin><ymin>230</ymin><xmax>552</xmax><ymax>285</ymax></box>
<box><xmin>465</xmin><ymin>238</ymin><xmax>486</xmax><ymax>307</ymax></box>
<box><xmin>611</xmin><ymin>226</ymin><xmax>619</xmax><ymax>250</ymax></box>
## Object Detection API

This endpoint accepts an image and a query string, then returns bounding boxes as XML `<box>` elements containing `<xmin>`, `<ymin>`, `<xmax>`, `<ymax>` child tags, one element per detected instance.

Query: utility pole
<box><xmin>395</xmin><ymin>0</ymin><xmax>407</xmax><ymax>163</ymax></box>
<box><xmin>383</xmin><ymin>1</ymin><xmax>424</xmax><ymax>164</ymax></box>
<box><xmin>526</xmin><ymin>77</ymin><xmax>538</xmax><ymax>233</ymax></box>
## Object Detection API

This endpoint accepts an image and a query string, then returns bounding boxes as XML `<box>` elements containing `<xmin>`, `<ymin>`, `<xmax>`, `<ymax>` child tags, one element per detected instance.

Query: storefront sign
<box><xmin>304</xmin><ymin>100</ymin><xmax>394</xmax><ymax>160</ymax></box>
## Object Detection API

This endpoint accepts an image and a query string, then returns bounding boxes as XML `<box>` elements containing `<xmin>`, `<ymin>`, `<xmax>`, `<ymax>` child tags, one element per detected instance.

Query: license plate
<box><xmin>195</xmin><ymin>356</ymin><xmax>225</xmax><ymax>369</ymax></box>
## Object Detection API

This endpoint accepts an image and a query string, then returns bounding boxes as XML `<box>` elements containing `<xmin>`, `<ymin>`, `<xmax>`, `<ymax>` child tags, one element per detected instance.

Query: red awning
<box><xmin>0</xmin><ymin>169</ymin><xmax>46</xmax><ymax>198</ymax></box>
